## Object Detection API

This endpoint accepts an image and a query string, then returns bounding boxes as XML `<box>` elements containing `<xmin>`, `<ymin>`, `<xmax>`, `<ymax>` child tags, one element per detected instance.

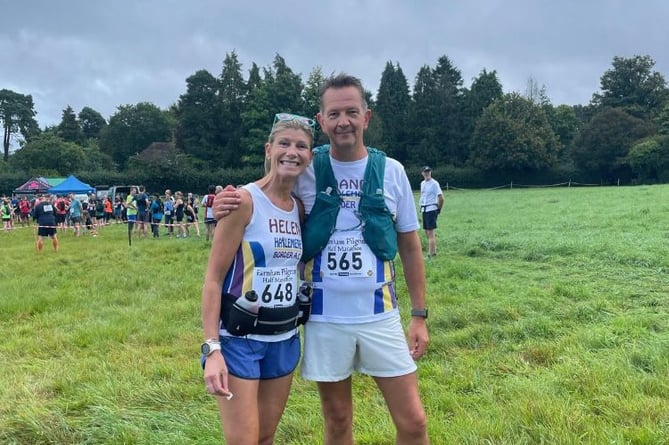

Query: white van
<box><xmin>107</xmin><ymin>185</ymin><xmax>143</xmax><ymax>202</ymax></box>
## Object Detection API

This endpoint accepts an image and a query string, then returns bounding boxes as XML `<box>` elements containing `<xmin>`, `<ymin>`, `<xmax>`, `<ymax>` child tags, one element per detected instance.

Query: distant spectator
<box><xmin>94</xmin><ymin>195</ymin><xmax>105</xmax><ymax>230</ymax></box>
<box><xmin>88</xmin><ymin>194</ymin><xmax>99</xmax><ymax>233</ymax></box>
<box><xmin>54</xmin><ymin>195</ymin><xmax>69</xmax><ymax>233</ymax></box>
<box><xmin>163</xmin><ymin>189</ymin><xmax>175</xmax><ymax>236</ymax></box>
<box><xmin>125</xmin><ymin>187</ymin><xmax>138</xmax><ymax>245</ymax></box>
<box><xmin>419</xmin><ymin>166</ymin><xmax>443</xmax><ymax>257</ymax></box>
<box><xmin>135</xmin><ymin>186</ymin><xmax>150</xmax><ymax>238</ymax></box>
<box><xmin>150</xmin><ymin>195</ymin><xmax>164</xmax><ymax>238</ymax></box>
<box><xmin>10</xmin><ymin>196</ymin><xmax>19</xmax><ymax>228</ymax></box>
<box><xmin>68</xmin><ymin>193</ymin><xmax>83</xmax><ymax>237</ymax></box>
<box><xmin>18</xmin><ymin>196</ymin><xmax>31</xmax><ymax>226</ymax></box>
<box><xmin>81</xmin><ymin>198</ymin><xmax>92</xmax><ymax>234</ymax></box>
<box><xmin>174</xmin><ymin>191</ymin><xmax>185</xmax><ymax>238</ymax></box>
<box><xmin>104</xmin><ymin>197</ymin><xmax>113</xmax><ymax>225</ymax></box>
<box><xmin>188</xmin><ymin>192</ymin><xmax>201</xmax><ymax>237</ymax></box>
<box><xmin>184</xmin><ymin>197</ymin><xmax>196</xmax><ymax>238</ymax></box>
<box><xmin>1</xmin><ymin>198</ymin><xmax>12</xmax><ymax>231</ymax></box>
<box><xmin>202</xmin><ymin>185</ymin><xmax>217</xmax><ymax>241</ymax></box>
<box><xmin>114</xmin><ymin>194</ymin><xmax>124</xmax><ymax>223</ymax></box>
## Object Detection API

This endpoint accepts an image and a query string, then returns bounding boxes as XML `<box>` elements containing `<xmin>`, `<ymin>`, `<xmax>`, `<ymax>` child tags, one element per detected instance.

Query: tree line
<box><xmin>1</xmin><ymin>52</ymin><xmax>669</xmax><ymax>195</ymax></box>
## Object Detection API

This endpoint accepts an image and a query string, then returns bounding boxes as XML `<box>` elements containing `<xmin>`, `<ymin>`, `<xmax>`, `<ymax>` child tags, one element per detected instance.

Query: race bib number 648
<box><xmin>252</xmin><ymin>267</ymin><xmax>297</xmax><ymax>305</ymax></box>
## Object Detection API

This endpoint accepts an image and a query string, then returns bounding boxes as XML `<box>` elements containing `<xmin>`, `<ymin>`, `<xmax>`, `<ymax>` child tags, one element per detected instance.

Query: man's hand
<box><xmin>408</xmin><ymin>317</ymin><xmax>429</xmax><ymax>360</ymax></box>
<box><xmin>213</xmin><ymin>184</ymin><xmax>241</xmax><ymax>220</ymax></box>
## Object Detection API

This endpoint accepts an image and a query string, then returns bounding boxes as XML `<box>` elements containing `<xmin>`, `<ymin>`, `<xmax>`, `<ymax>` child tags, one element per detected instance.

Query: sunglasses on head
<box><xmin>273</xmin><ymin>113</ymin><xmax>316</xmax><ymax>128</ymax></box>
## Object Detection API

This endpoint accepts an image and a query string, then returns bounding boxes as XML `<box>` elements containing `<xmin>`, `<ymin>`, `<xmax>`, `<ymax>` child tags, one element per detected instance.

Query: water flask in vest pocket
<box><xmin>226</xmin><ymin>290</ymin><xmax>259</xmax><ymax>336</ymax></box>
<box><xmin>297</xmin><ymin>284</ymin><xmax>313</xmax><ymax>325</ymax></box>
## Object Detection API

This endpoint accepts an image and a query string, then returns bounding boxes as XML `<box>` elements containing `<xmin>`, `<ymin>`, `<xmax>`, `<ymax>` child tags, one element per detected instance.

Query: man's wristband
<box><xmin>411</xmin><ymin>308</ymin><xmax>428</xmax><ymax>319</ymax></box>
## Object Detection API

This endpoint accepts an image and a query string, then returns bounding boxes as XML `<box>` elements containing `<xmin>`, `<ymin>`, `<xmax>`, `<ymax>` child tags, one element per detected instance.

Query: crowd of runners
<box><xmin>1</xmin><ymin>185</ymin><xmax>221</xmax><ymax>244</ymax></box>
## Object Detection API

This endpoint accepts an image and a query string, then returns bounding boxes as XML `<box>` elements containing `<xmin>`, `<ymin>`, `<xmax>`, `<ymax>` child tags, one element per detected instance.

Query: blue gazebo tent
<box><xmin>48</xmin><ymin>175</ymin><xmax>95</xmax><ymax>195</ymax></box>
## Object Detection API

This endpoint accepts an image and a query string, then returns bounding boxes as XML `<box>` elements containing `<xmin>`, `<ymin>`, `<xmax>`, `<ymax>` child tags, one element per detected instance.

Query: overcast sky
<box><xmin>2</xmin><ymin>0</ymin><xmax>667</xmax><ymax>130</ymax></box>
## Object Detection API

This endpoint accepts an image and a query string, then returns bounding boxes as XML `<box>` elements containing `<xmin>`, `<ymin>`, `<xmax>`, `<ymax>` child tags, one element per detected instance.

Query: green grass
<box><xmin>2</xmin><ymin>185</ymin><xmax>668</xmax><ymax>444</ymax></box>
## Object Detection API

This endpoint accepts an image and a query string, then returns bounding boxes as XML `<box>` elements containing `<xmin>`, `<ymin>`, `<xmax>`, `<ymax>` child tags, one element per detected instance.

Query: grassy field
<box><xmin>1</xmin><ymin>184</ymin><xmax>668</xmax><ymax>444</ymax></box>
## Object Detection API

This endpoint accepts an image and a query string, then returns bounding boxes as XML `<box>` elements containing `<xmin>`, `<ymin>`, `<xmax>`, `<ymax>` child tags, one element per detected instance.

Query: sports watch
<box><xmin>201</xmin><ymin>340</ymin><xmax>221</xmax><ymax>356</ymax></box>
<box><xmin>410</xmin><ymin>308</ymin><xmax>429</xmax><ymax>319</ymax></box>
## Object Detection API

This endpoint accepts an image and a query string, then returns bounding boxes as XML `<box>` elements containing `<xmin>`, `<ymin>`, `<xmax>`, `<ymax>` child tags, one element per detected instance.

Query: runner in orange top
<box><xmin>104</xmin><ymin>197</ymin><xmax>113</xmax><ymax>226</ymax></box>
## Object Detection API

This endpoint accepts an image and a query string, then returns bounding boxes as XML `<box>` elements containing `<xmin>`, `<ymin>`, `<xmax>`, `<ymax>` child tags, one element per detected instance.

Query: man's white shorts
<box><xmin>300</xmin><ymin>312</ymin><xmax>417</xmax><ymax>381</ymax></box>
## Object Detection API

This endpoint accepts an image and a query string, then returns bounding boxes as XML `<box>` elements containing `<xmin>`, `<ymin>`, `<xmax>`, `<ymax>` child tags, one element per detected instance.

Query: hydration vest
<box><xmin>300</xmin><ymin>145</ymin><xmax>397</xmax><ymax>262</ymax></box>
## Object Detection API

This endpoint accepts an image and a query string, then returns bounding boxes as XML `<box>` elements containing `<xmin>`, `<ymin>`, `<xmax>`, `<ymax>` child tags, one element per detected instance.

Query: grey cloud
<box><xmin>2</xmin><ymin>0</ymin><xmax>667</xmax><ymax>128</ymax></box>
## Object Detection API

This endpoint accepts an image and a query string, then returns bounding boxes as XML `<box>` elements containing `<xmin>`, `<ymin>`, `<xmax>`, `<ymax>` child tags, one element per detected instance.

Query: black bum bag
<box><xmin>220</xmin><ymin>292</ymin><xmax>311</xmax><ymax>336</ymax></box>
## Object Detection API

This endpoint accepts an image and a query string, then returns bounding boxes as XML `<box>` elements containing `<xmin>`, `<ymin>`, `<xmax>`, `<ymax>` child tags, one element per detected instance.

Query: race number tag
<box><xmin>323</xmin><ymin>237</ymin><xmax>375</xmax><ymax>278</ymax></box>
<box><xmin>252</xmin><ymin>267</ymin><xmax>297</xmax><ymax>307</ymax></box>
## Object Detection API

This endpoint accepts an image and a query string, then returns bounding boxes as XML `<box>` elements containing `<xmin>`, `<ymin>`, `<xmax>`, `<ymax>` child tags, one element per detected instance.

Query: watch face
<box><xmin>201</xmin><ymin>343</ymin><xmax>210</xmax><ymax>355</ymax></box>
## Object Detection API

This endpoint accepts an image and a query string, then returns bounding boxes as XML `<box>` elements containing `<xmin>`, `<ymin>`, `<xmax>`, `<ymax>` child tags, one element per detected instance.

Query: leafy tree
<box><xmin>376</xmin><ymin>61</ymin><xmax>411</xmax><ymax>161</ymax></box>
<box><xmin>546</xmin><ymin>104</ymin><xmax>579</xmax><ymax>155</ymax></box>
<box><xmin>174</xmin><ymin>69</ymin><xmax>223</xmax><ymax>163</ymax></box>
<box><xmin>626</xmin><ymin>135</ymin><xmax>669</xmax><ymax>182</ymax></box>
<box><xmin>240</xmin><ymin>55</ymin><xmax>306</xmax><ymax>167</ymax></box>
<box><xmin>99</xmin><ymin>102</ymin><xmax>173</xmax><ymax>169</ymax></box>
<box><xmin>432</xmin><ymin>56</ymin><xmax>467</xmax><ymax>165</ymax></box>
<box><xmin>655</xmin><ymin>102</ymin><xmax>669</xmax><ymax>135</ymax></box>
<box><xmin>240</xmin><ymin>63</ymin><xmax>273</xmax><ymax>167</ymax></box>
<box><xmin>58</xmin><ymin>105</ymin><xmax>82</xmax><ymax>144</ymax></box>
<box><xmin>0</xmin><ymin>89</ymin><xmax>40</xmax><ymax>161</ymax></box>
<box><xmin>80</xmin><ymin>143</ymin><xmax>114</xmax><ymax>172</ymax></box>
<box><xmin>302</xmin><ymin>67</ymin><xmax>325</xmax><ymax>144</ymax></box>
<box><xmin>9</xmin><ymin>133</ymin><xmax>86</xmax><ymax>175</ymax></box>
<box><xmin>365</xmin><ymin>110</ymin><xmax>384</xmax><ymax>150</ymax></box>
<box><xmin>126</xmin><ymin>142</ymin><xmax>202</xmax><ymax>187</ymax></box>
<box><xmin>572</xmin><ymin>107</ymin><xmax>653</xmax><ymax>181</ymax></box>
<box><xmin>408</xmin><ymin>60</ymin><xmax>490</xmax><ymax>167</ymax></box>
<box><xmin>572</xmin><ymin>103</ymin><xmax>597</xmax><ymax>126</ymax></box>
<box><xmin>363</xmin><ymin>90</ymin><xmax>383</xmax><ymax>149</ymax></box>
<box><xmin>407</xmin><ymin>65</ymin><xmax>440</xmax><ymax>165</ymax></box>
<box><xmin>246</xmin><ymin>63</ymin><xmax>262</xmax><ymax>92</ymax></box>
<box><xmin>78</xmin><ymin>106</ymin><xmax>107</xmax><ymax>141</ymax></box>
<box><xmin>302</xmin><ymin>67</ymin><xmax>324</xmax><ymax>118</ymax></box>
<box><xmin>469</xmin><ymin>93</ymin><xmax>559</xmax><ymax>172</ymax></box>
<box><xmin>592</xmin><ymin>55</ymin><xmax>669</xmax><ymax>119</ymax></box>
<box><xmin>218</xmin><ymin>51</ymin><xmax>248</xmax><ymax>168</ymax></box>
<box><xmin>459</xmin><ymin>69</ymin><xmax>504</xmax><ymax>163</ymax></box>
<box><xmin>266</xmin><ymin>54</ymin><xmax>305</xmax><ymax>114</ymax></box>
<box><xmin>468</xmin><ymin>69</ymin><xmax>504</xmax><ymax>115</ymax></box>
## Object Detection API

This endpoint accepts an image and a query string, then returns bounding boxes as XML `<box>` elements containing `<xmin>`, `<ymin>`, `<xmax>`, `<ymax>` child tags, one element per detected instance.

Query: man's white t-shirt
<box><xmin>295</xmin><ymin>153</ymin><xmax>419</xmax><ymax>324</ymax></box>
<box><xmin>419</xmin><ymin>178</ymin><xmax>442</xmax><ymax>211</ymax></box>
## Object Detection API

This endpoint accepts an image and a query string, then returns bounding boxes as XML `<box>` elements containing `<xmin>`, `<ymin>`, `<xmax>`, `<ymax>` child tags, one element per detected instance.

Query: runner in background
<box><xmin>202</xmin><ymin>185</ymin><xmax>217</xmax><ymax>242</ymax></box>
<box><xmin>125</xmin><ymin>187</ymin><xmax>138</xmax><ymax>246</ymax></box>
<box><xmin>33</xmin><ymin>194</ymin><xmax>59</xmax><ymax>252</ymax></box>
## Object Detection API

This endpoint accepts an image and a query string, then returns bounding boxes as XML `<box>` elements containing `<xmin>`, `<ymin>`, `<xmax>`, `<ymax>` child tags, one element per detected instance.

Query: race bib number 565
<box><xmin>324</xmin><ymin>238</ymin><xmax>374</xmax><ymax>278</ymax></box>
